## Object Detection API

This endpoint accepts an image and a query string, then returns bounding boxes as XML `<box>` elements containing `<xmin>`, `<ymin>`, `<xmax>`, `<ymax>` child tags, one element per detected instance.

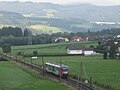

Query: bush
<box><xmin>18</xmin><ymin>52</ymin><xmax>22</xmax><ymax>55</ymax></box>
<box><xmin>33</xmin><ymin>51</ymin><xmax>38</xmax><ymax>56</ymax></box>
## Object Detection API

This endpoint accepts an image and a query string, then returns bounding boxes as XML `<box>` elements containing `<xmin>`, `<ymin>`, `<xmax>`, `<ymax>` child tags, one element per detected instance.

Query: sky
<box><xmin>0</xmin><ymin>0</ymin><xmax>120</xmax><ymax>6</ymax></box>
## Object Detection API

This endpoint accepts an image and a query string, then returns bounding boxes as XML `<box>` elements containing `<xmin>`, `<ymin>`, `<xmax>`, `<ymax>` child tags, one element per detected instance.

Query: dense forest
<box><xmin>0</xmin><ymin>27</ymin><xmax>120</xmax><ymax>46</ymax></box>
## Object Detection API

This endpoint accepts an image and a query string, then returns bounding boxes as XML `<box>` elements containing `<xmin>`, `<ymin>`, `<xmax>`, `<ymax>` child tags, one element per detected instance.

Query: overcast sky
<box><xmin>0</xmin><ymin>0</ymin><xmax>120</xmax><ymax>6</ymax></box>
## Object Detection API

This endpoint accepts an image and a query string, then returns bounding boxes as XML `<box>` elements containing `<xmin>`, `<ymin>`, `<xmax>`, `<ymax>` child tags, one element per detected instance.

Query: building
<box><xmin>71</xmin><ymin>36</ymin><xmax>83</xmax><ymax>42</ymax></box>
<box><xmin>117</xmin><ymin>42</ymin><xmax>120</xmax><ymax>52</ymax></box>
<box><xmin>83</xmin><ymin>48</ymin><xmax>95</xmax><ymax>55</ymax></box>
<box><xmin>54</xmin><ymin>37</ymin><xmax>69</xmax><ymax>43</ymax></box>
<box><xmin>67</xmin><ymin>44</ymin><xmax>94</xmax><ymax>55</ymax></box>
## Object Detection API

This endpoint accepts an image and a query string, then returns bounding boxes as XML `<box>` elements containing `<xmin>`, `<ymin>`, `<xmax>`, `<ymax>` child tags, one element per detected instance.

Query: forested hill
<box><xmin>0</xmin><ymin>1</ymin><xmax>120</xmax><ymax>22</ymax></box>
<box><xmin>0</xmin><ymin>1</ymin><xmax>120</xmax><ymax>34</ymax></box>
<box><xmin>0</xmin><ymin>11</ymin><xmax>27</xmax><ymax>25</ymax></box>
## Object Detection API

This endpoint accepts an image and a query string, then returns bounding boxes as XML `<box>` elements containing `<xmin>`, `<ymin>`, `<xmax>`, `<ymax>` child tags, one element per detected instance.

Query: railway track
<box><xmin>0</xmin><ymin>54</ymin><xmax>98</xmax><ymax>90</ymax></box>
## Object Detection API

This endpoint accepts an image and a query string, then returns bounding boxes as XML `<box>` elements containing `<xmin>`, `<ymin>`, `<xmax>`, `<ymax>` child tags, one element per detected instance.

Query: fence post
<box><xmin>23</xmin><ymin>52</ymin><xmax>25</xmax><ymax>66</ymax></box>
<box><xmin>59</xmin><ymin>58</ymin><xmax>62</xmax><ymax>83</ymax></box>
<box><xmin>16</xmin><ymin>53</ymin><xmax>17</xmax><ymax>63</ymax></box>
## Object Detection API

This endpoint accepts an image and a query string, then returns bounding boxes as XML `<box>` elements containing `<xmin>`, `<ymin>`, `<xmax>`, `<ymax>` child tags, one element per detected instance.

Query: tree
<box><xmin>109</xmin><ymin>44</ymin><xmax>118</xmax><ymax>59</ymax></box>
<box><xmin>33</xmin><ymin>51</ymin><xmax>38</xmax><ymax>56</ymax></box>
<box><xmin>23</xmin><ymin>28</ymin><xmax>29</xmax><ymax>37</ymax></box>
<box><xmin>103</xmin><ymin>50</ymin><xmax>108</xmax><ymax>59</ymax></box>
<box><xmin>2</xmin><ymin>44</ymin><xmax>11</xmax><ymax>53</ymax></box>
<box><xmin>14</xmin><ymin>27</ymin><xmax>22</xmax><ymax>37</ymax></box>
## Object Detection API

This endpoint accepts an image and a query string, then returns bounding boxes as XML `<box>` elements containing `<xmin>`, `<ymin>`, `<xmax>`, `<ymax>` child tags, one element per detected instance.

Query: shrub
<box><xmin>33</xmin><ymin>51</ymin><xmax>38</xmax><ymax>56</ymax></box>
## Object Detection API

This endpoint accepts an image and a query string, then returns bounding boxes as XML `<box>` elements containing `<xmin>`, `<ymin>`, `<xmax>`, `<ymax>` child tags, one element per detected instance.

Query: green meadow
<box><xmin>16</xmin><ymin>55</ymin><xmax>120</xmax><ymax>90</ymax></box>
<box><xmin>1</xmin><ymin>41</ymin><xmax>120</xmax><ymax>90</ymax></box>
<box><xmin>0</xmin><ymin>60</ymin><xmax>70</xmax><ymax>90</ymax></box>
<box><xmin>27</xmin><ymin>25</ymin><xmax>70</xmax><ymax>33</ymax></box>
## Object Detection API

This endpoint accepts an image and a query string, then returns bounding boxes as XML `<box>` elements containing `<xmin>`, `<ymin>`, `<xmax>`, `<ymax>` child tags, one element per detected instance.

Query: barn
<box><xmin>67</xmin><ymin>44</ymin><xmax>94</xmax><ymax>55</ymax></box>
<box><xmin>83</xmin><ymin>48</ymin><xmax>94</xmax><ymax>55</ymax></box>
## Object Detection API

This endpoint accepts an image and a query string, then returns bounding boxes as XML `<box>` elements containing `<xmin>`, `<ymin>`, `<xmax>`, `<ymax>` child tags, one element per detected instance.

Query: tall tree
<box><xmin>2</xmin><ymin>44</ymin><xmax>11</xmax><ymax>53</ymax></box>
<box><xmin>109</xmin><ymin>44</ymin><xmax>118</xmax><ymax>59</ymax></box>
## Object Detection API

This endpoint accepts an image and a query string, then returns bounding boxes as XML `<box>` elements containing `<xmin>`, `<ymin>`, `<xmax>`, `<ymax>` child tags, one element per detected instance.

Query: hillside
<box><xmin>0</xmin><ymin>2</ymin><xmax>120</xmax><ymax>22</ymax></box>
<box><xmin>0</xmin><ymin>11</ymin><xmax>28</xmax><ymax>26</ymax></box>
<box><xmin>0</xmin><ymin>2</ymin><xmax>120</xmax><ymax>33</ymax></box>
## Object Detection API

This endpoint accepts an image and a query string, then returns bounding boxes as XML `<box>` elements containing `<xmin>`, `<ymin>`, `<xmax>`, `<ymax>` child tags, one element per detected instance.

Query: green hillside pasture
<box><xmin>27</xmin><ymin>25</ymin><xmax>70</xmax><ymax>33</ymax></box>
<box><xmin>14</xmin><ymin>45</ymin><xmax>67</xmax><ymax>56</ymax></box>
<box><xmin>75</xmin><ymin>23</ymin><xmax>93</xmax><ymax>29</ymax></box>
<box><xmin>9</xmin><ymin>41</ymin><xmax>97</xmax><ymax>56</ymax></box>
<box><xmin>0</xmin><ymin>61</ymin><xmax>70</xmax><ymax>90</ymax></box>
<box><xmin>20</xmin><ymin>55</ymin><xmax>120</xmax><ymax>90</ymax></box>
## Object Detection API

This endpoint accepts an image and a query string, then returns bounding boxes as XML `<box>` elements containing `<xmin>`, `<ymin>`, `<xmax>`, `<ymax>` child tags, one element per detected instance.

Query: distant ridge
<box><xmin>0</xmin><ymin>1</ymin><xmax>119</xmax><ymax>22</ymax></box>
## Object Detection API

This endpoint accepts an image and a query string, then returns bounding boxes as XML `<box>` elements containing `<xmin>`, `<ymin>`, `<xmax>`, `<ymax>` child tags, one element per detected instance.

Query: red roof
<box><xmin>71</xmin><ymin>36</ymin><xmax>82</xmax><ymax>40</ymax></box>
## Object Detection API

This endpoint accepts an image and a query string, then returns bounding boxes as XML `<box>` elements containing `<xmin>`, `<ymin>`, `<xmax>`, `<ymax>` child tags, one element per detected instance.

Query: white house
<box><xmin>118</xmin><ymin>42</ymin><xmax>120</xmax><ymax>52</ymax></box>
<box><xmin>83</xmin><ymin>48</ymin><xmax>94</xmax><ymax>55</ymax></box>
<box><xmin>67</xmin><ymin>49</ymin><xmax>83</xmax><ymax>55</ymax></box>
<box><xmin>54</xmin><ymin>37</ymin><xmax>69</xmax><ymax>43</ymax></box>
<box><xmin>67</xmin><ymin>44</ymin><xmax>94</xmax><ymax>55</ymax></box>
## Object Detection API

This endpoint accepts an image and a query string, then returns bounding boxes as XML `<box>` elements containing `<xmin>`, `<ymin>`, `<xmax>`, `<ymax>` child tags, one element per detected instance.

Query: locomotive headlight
<box><xmin>63</xmin><ymin>71</ymin><xmax>68</xmax><ymax>74</ymax></box>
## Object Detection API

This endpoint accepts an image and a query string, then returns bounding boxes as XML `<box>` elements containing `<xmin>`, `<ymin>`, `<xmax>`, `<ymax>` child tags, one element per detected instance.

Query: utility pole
<box><xmin>59</xmin><ymin>57</ymin><xmax>62</xmax><ymax>83</ymax></box>
<box><xmin>28</xmin><ymin>30</ymin><xmax>32</xmax><ymax>45</ymax></box>
<box><xmin>27</xmin><ymin>22</ymin><xmax>32</xmax><ymax>45</ymax></box>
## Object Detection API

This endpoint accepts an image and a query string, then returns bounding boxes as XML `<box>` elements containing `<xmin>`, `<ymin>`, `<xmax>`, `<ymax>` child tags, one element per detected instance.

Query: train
<box><xmin>45</xmin><ymin>62</ymin><xmax>69</xmax><ymax>78</ymax></box>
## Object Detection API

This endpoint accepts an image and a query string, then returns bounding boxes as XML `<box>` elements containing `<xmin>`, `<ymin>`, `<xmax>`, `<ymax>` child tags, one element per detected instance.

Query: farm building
<box><xmin>117</xmin><ymin>42</ymin><xmax>120</xmax><ymax>52</ymax></box>
<box><xmin>67</xmin><ymin>44</ymin><xmax>94</xmax><ymax>55</ymax></box>
<box><xmin>71</xmin><ymin>36</ymin><xmax>83</xmax><ymax>42</ymax></box>
<box><xmin>54</xmin><ymin>37</ymin><xmax>69</xmax><ymax>43</ymax></box>
<box><xmin>83</xmin><ymin>48</ymin><xmax>95</xmax><ymax>55</ymax></box>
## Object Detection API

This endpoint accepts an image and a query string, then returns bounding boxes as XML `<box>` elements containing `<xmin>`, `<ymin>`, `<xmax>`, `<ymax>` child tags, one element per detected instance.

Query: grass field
<box><xmin>2</xmin><ymin>41</ymin><xmax>120</xmax><ymax>90</ymax></box>
<box><xmin>0</xmin><ymin>60</ymin><xmax>70</xmax><ymax>90</ymax></box>
<box><xmin>16</xmin><ymin>55</ymin><xmax>120</xmax><ymax>90</ymax></box>
<box><xmin>27</xmin><ymin>25</ymin><xmax>70</xmax><ymax>33</ymax></box>
<box><xmin>9</xmin><ymin>41</ymin><xmax>97</xmax><ymax>55</ymax></box>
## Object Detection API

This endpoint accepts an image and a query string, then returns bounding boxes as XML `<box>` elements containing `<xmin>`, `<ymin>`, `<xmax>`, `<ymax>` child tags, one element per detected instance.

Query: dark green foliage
<box><xmin>109</xmin><ymin>44</ymin><xmax>118</xmax><ymax>59</ymax></box>
<box><xmin>90</xmin><ymin>45</ymin><xmax>95</xmax><ymax>49</ymax></box>
<box><xmin>119</xmin><ymin>53</ymin><xmax>120</xmax><ymax>59</ymax></box>
<box><xmin>33</xmin><ymin>51</ymin><xmax>38</xmax><ymax>56</ymax></box>
<box><xmin>0</xmin><ymin>26</ymin><xmax>120</xmax><ymax>46</ymax></box>
<box><xmin>0</xmin><ymin>58</ymin><xmax>8</xmax><ymax>61</ymax></box>
<box><xmin>18</xmin><ymin>52</ymin><xmax>22</xmax><ymax>55</ymax></box>
<box><xmin>103</xmin><ymin>51</ymin><xmax>108</xmax><ymax>59</ymax></box>
<box><xmin>95</xmin><ymin>45</ymin><xmax>105</xmax><ymax>53</ymax></box>
<box><xmin>23</xmin><ymin>28</ymin><xmax>32</xmax><ymax>37</ymax></box>
<box><xmin>0</xmin><ymin>27</ymin><xmax>22</xmax><ymax>37</ymax></box>
<box><xmin>2</xmin><ymin>44</ymin><xmax>11</xmax><ymax>53</ymax></box>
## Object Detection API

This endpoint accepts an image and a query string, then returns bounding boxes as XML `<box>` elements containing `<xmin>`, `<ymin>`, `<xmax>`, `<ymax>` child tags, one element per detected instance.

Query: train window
<box><xmin>62</xmin><ymin>67</ymin><xmax>68</xmax><ymax>72</ymax></box>
<box><xmin>48</xmin><ymin>65</ymin><xmax>51</xmax><ymax>70</ymax></box>
<box><xmin>52</xmin><ymin>66</ymin><xmax>55</xmax><ymax>71</ymax></box>
<box><xmin>56</xmin><ymin>67</ymin><xmax>59</xmax><ymax>71</ymax></box>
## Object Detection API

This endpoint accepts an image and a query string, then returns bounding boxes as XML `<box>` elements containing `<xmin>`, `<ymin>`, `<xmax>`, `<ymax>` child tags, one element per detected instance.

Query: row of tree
<box><xmin>0</xmin><ymin>26</ymin><xmax>120</xmax><ymax>46</ymax></box>
<box><xmin>0</xmin><ymin>27</ymin><xmax>31</xmax><ymax>37</ymax></box>
<box><xmin>96</xmin><ymin>42</ymin><xmax>120</xmax><ymax>59</ymax></box>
